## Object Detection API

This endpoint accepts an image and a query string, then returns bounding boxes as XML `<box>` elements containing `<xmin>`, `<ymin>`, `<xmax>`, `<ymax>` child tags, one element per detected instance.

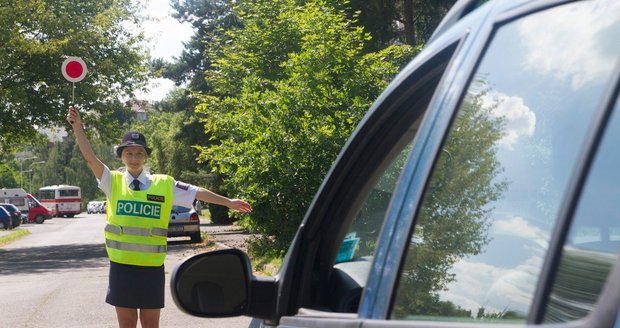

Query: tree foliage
<box><xmin>0</xmin><ymin>0</ymin><xmax>149</xmax><ymax>150</ymax></box>
<box><xmin>196</xmin><ymin>0</ymin><xmax>416</xmax><ymax>254</ymax></box>
<box><xmin>155</xmin><ymin>0</ymin><xmax>237</xmax><ymax>92</ymax></box>
<box><xmin>398</xmin><ymin>0</ymin><xmax>455</xmax><ymax>46</ymax></box>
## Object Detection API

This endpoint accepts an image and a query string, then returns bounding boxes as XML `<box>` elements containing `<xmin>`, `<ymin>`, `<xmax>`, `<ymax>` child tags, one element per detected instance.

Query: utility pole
<box><xmin>30</xmin><ymin>161</ymin><xmax>45</xmax><ymax>193</ymax></box>
<box><xmin>17</xmin><ymin>156</ymin><xmax>37</xmax><ymax>189</ymax></box>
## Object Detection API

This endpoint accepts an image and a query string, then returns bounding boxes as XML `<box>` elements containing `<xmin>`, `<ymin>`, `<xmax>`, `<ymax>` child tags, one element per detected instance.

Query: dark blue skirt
<box><xmin>106</xmin><ymin>261</ymin><xmax>165</xmax><ymax>309</ymax></box>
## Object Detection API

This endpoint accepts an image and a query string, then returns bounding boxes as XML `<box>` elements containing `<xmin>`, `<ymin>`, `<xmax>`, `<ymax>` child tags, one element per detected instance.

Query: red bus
<box><xmin>38</xmin><ymin>185</ymin><xmax>81</xmax><ymax>217</ymax></box>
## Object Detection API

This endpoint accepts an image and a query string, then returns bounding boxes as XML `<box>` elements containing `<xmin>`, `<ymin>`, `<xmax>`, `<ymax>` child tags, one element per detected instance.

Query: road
<box><xmin>0</xmin><ymin>214</ymin><xmax>253</xmax><ymax>328</ymax></box>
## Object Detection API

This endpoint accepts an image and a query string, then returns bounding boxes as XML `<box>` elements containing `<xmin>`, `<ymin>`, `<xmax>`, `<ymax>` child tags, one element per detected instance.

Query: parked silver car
<box><xmin>86</xmin><ymin>201</ymin><xmax>106</xmax><ymax>214</ymax></box>
<box><xmin>168</xmin><ymin>205</ymin><xmax>201</xmax><ymax>243</ymax></box>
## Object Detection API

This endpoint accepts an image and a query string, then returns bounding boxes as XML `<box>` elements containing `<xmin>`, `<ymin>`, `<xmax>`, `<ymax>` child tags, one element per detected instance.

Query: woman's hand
<box><xmin>66</xmin><ymin>106</ymin><xmax>82</xmax><ymax>129</ymax></box>
<box><xmin>228</xmin><ymin>199</ymin><xmax>253</xmax><ymax>213</ymax></box>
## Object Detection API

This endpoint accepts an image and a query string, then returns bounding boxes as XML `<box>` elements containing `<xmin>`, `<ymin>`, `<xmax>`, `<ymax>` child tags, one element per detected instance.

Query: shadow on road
<box><xmin>0</xmin><ymin>242</ymin><xmax>200</xmax><ymax>275</ymax></box>
<box><xmin>0</xmin><ymin>243</ymin><xmax>109</xmax><ymax>275</ymax></box>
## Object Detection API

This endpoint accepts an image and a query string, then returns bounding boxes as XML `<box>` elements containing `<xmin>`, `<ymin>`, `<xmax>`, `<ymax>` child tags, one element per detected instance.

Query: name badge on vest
<box><xmin>147</xmin><ymin>194</ymin><xmax>165</xmax><ymax>203</ymax></box>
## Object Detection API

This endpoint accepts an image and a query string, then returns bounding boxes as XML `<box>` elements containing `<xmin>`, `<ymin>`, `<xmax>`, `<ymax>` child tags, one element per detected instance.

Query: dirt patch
<box><xmin>192</xmin><ymin>221</ymin><xmax>279</xmax><ymax>276</ymax></box>
<box><xmin>199</xmin><ymin>222</ymin><xmax>256</xmax><ymax>252</ymax></box>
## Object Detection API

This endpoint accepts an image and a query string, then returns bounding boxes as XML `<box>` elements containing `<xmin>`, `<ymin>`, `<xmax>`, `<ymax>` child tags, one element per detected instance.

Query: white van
<box><xmin>0</xmin><ymin>188</ymin><xmax>29</xmax><ymax>214</ymax></box>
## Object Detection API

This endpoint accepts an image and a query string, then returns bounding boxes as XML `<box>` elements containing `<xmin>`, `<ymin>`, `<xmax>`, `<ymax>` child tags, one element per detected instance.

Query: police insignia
<box><xmin>147</xmin><ymin>194</ymin><xmax>165</xmax><ymax>203</ymax></box>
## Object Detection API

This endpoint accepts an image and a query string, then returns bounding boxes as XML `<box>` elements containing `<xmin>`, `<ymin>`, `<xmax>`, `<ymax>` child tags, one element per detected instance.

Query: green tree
<box><xmin>161</xmin><ymin>0</ymin><xmax>238</xmax><ymax>92</ymax></box>
<box><xmin>0</xmin><ymin>0</ymin><xmax>149</xmax><ymax>149</ymax></box>
<box><xmin>398</xmin><ymin>0</ymin><xmax>456</xmax><ymax>46</ymax></box>
<box><xmin>0</xmin><ymin>162</ymin><xmax>18</xmax><ymax>188</ymax></box>
<box><xmin>392</xmin><ymin>91</ymin><xmax>508</xmax><ymax>317</ymax></box>
<box><xmin>340</xmin><ymin>0</ymin><xmax>457</xmax><ymax>50</ymax></box>
<box><xmin>197</xmin><ymin>0</ymin><xmax>415</xmax><ymax>255</ymax></box>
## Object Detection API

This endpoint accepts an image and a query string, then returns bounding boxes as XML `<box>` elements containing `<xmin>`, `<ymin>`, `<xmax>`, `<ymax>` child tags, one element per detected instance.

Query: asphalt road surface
<box><xmin>0</xmin><ymin>213</ymin><xmax>253</xmax><ymax>328</ymax></box>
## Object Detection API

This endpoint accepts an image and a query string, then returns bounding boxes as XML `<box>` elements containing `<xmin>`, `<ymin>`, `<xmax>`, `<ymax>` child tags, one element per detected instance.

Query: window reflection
<box><xmin>391</xmin><ymin>0</ymin><xmax>620</xmax><ymax>322</ymax></box>
<box><xmin>337</xmin><ymin>145</ymin><xmax>412</xmax><ymax>263</ymax></box>
<box><xmin>544</xmin><ymin>99</ymin><xmax>620</xmax><ymax>323</ymax></box>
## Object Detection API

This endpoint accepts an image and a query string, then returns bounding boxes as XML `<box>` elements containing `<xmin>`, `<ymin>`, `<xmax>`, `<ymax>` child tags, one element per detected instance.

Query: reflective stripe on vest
<box><xmin>106</xmin><ymin>239</ymin><xmax>167</xmax><ymax>253</ymax></box>
<box><xmin>105</xmin><ymin>223</ymin><xmax>168</xmax><ymax>237</ymax></box>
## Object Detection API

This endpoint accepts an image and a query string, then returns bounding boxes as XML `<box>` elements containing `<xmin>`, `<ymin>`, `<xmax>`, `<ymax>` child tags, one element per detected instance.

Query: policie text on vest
<box><xmin>116</xmin><ymin>200</ymin><xmax>161</xmax><ymax>219</ymax></box>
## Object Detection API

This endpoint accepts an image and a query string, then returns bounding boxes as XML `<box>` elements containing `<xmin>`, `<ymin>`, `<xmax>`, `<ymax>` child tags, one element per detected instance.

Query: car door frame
<box><xmin>363</xmin><ymin>0</ymin><xmax>620</xmax><ymax>327</ymax></box>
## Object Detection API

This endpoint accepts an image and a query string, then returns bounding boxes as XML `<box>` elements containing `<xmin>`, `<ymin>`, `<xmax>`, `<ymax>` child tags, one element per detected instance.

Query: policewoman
<box><xmin>67</xmin><ymin>106</ymin><xmax>252</xmax><ymax>328</ymax></box>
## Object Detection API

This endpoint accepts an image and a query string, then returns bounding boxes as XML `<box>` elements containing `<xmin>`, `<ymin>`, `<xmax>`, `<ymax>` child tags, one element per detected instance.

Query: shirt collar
<box><xmin>124</xmin><ymin>169</ymin><xmax>149</xmax><ymax>186</ymax></box>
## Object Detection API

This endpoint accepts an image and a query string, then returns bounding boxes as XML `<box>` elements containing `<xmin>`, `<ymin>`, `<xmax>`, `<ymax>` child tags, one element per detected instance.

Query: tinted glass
<box><xmin>392</xmin><ymin>0</ymin><xmax>620</xmax><ymax>323</ymax></box>
<box><xmin>59</xmin><ymin>189</ymin><xmax>79</xmax><ymax>197</ymax></box>
<box><xmin>8</xmin><ymin>198</ymin><xmax>25</xmax><ymax>207</ymax></box>
<box><xmin>544</xmin><ymin>98</ymin><xmax>620</xmax><ymax>322</ymax></box>
<box><xmin>39</xmin><ymin>190</ymin><xmax>55</xmax><ymax>200</ymax></box>
<box><xmin>336</xmin><ymin>146</ymin><xmax>411</xmax><ymax>264</ymax></box>
<box><xmin>172</xmin><ymin>205</ymin><xmax>191</xmax><ymax>212</ymax></box>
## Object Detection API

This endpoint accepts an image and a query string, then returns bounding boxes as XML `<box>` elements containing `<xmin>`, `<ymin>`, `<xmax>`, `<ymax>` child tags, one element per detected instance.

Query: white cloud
<box><xmin>441</xmin><ymin>253</ymin><xmax>543</xmax><ymax>316</ymax></box>
<box><xmin>135</xmin><ymin>78</ymin><xmax>177</xmax><ymax>102</ymax></box>
<box><xmin>494</xmin><ymin>216</ymin><xmax>544</xmax><ymax>240</ymax></box>
<box><xmin>440</xmin><ymin>261</ymin><xmax>505</xmax><ymax>313</ymax></box>
<box><xmin>481</xmin><ymin>92</ymin><xmax>536</xmax><ymax>150</ymax></box>
<box><xmin>38</xmin><ymin>127</ymin><xmax>67</xmax><ymax>143</ymax></box>
<box><xmin>141</xmin><ymin>1</ymin><xmax>194</xmax><ymax>61</ymax></box>
<box><xmin>439</xmin><ymin>216</ymin><xmax>550</xmax><ymax>316</ymax></box>
<box><xmin>518</xmin><ymin>0</ymin><xmax>620</xmax><ymax>89</ymax></box>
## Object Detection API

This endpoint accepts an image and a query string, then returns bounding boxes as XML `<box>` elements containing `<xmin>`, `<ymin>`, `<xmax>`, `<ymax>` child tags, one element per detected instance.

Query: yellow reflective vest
<box><xmin>104</xmin><ymin>171</ymin><xmax>174</xmax><ymax>266</ymax></box>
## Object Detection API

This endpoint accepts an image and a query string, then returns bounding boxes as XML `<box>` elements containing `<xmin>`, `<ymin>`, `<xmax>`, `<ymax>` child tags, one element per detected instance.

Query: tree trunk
<box><xmin>403</xmin><ymin>0</ymin><xmax>415</xmax><ymax>45</ymax></box>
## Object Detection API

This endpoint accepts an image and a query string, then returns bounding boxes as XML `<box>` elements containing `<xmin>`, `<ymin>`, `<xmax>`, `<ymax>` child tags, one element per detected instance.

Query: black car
<box><xmin>0</xmin><ymin>203</ymin><xmax>21</xmax><ymax>229</ymax></box>
<box><xmin>171</xmin><ymin>0</ymin><xmax>620</xmax><ymax>327</ymax></box>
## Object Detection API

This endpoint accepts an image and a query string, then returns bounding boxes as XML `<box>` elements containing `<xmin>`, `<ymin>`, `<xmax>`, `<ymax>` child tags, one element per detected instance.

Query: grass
<box><xmin>0</xmin><ymin>228</ymin><xmax>30</xmax><ymax>246</ymax></box>
<box><xmin>252</xmin><ymin>256</ymin><xmax>282</xmax><ymax>276</ymax></box>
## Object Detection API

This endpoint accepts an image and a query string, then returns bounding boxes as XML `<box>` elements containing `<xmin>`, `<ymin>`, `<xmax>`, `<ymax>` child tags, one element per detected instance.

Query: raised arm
<box><xmin>195</xmin><ymin>187</ymin><xmax>252</xmax><ymax>213</ymax></box>
<box><xmin>66</xmin><ymin>106</ymin><xmax>105</xmax><ymax>180</ymax></box>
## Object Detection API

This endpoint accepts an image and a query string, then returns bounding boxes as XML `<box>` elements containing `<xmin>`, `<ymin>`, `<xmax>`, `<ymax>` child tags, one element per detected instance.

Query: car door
<box><xmin>278</xmin><ymin>0</ymin><xmax>620</xmax><ymax>327</ymax></box>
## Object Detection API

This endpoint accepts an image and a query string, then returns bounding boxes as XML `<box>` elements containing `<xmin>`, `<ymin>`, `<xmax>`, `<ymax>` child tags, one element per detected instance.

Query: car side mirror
<box><xmin>170</xmin><ymin>248</ymin><xmax>277</xmax><ymax>319</ymax></box>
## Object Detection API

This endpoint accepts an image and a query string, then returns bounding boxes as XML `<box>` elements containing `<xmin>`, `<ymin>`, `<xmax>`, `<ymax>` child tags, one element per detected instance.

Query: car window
<box><xmin>324</xmin><ymin>42</ymin><xmax>460</xmax><ymax>314</ymax></box>
<box><xmin>9</xmin><ymin>198</ymin><xmax>26</xmax><ymax>207</ymax></box>
<box><xmin>391</xmin><ymin>0</ymin><xmax>620</xmax><ymax>323</ymax></box>
<box><xmin>543</xmin><ymin>98</ymin><xmax>620</xmax><ymax>322</ymax></box>
<box><xmin>336</xmin><ymin>146</ymin><xmax>412</xmax><ymax>264</ymax></box>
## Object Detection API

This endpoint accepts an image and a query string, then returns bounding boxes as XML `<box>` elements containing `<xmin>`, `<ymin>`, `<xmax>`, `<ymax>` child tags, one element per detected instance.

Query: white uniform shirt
<box><xmin>98</xmin><ymin>165</ymin><xmax>197</xmax><ymax>208</ymax></box>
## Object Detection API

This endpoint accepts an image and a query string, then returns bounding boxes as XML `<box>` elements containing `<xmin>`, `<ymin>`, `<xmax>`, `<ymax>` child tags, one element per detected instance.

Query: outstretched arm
<box><xmin>195</xmin><ymin>187</ymin><xmax>253</xmax><ymax>213</ymax></box>
<box><xmin>66</xmin><ymin>106</ymin><xmax>105</xmax><ymax>180</ymax></box>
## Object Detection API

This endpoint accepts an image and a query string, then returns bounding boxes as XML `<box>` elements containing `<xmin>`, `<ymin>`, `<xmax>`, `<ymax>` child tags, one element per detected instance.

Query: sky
<box><xmin>134</xmin><ymin>0</ymin><xmax>194</xmax><ymax>102</ymax></box>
